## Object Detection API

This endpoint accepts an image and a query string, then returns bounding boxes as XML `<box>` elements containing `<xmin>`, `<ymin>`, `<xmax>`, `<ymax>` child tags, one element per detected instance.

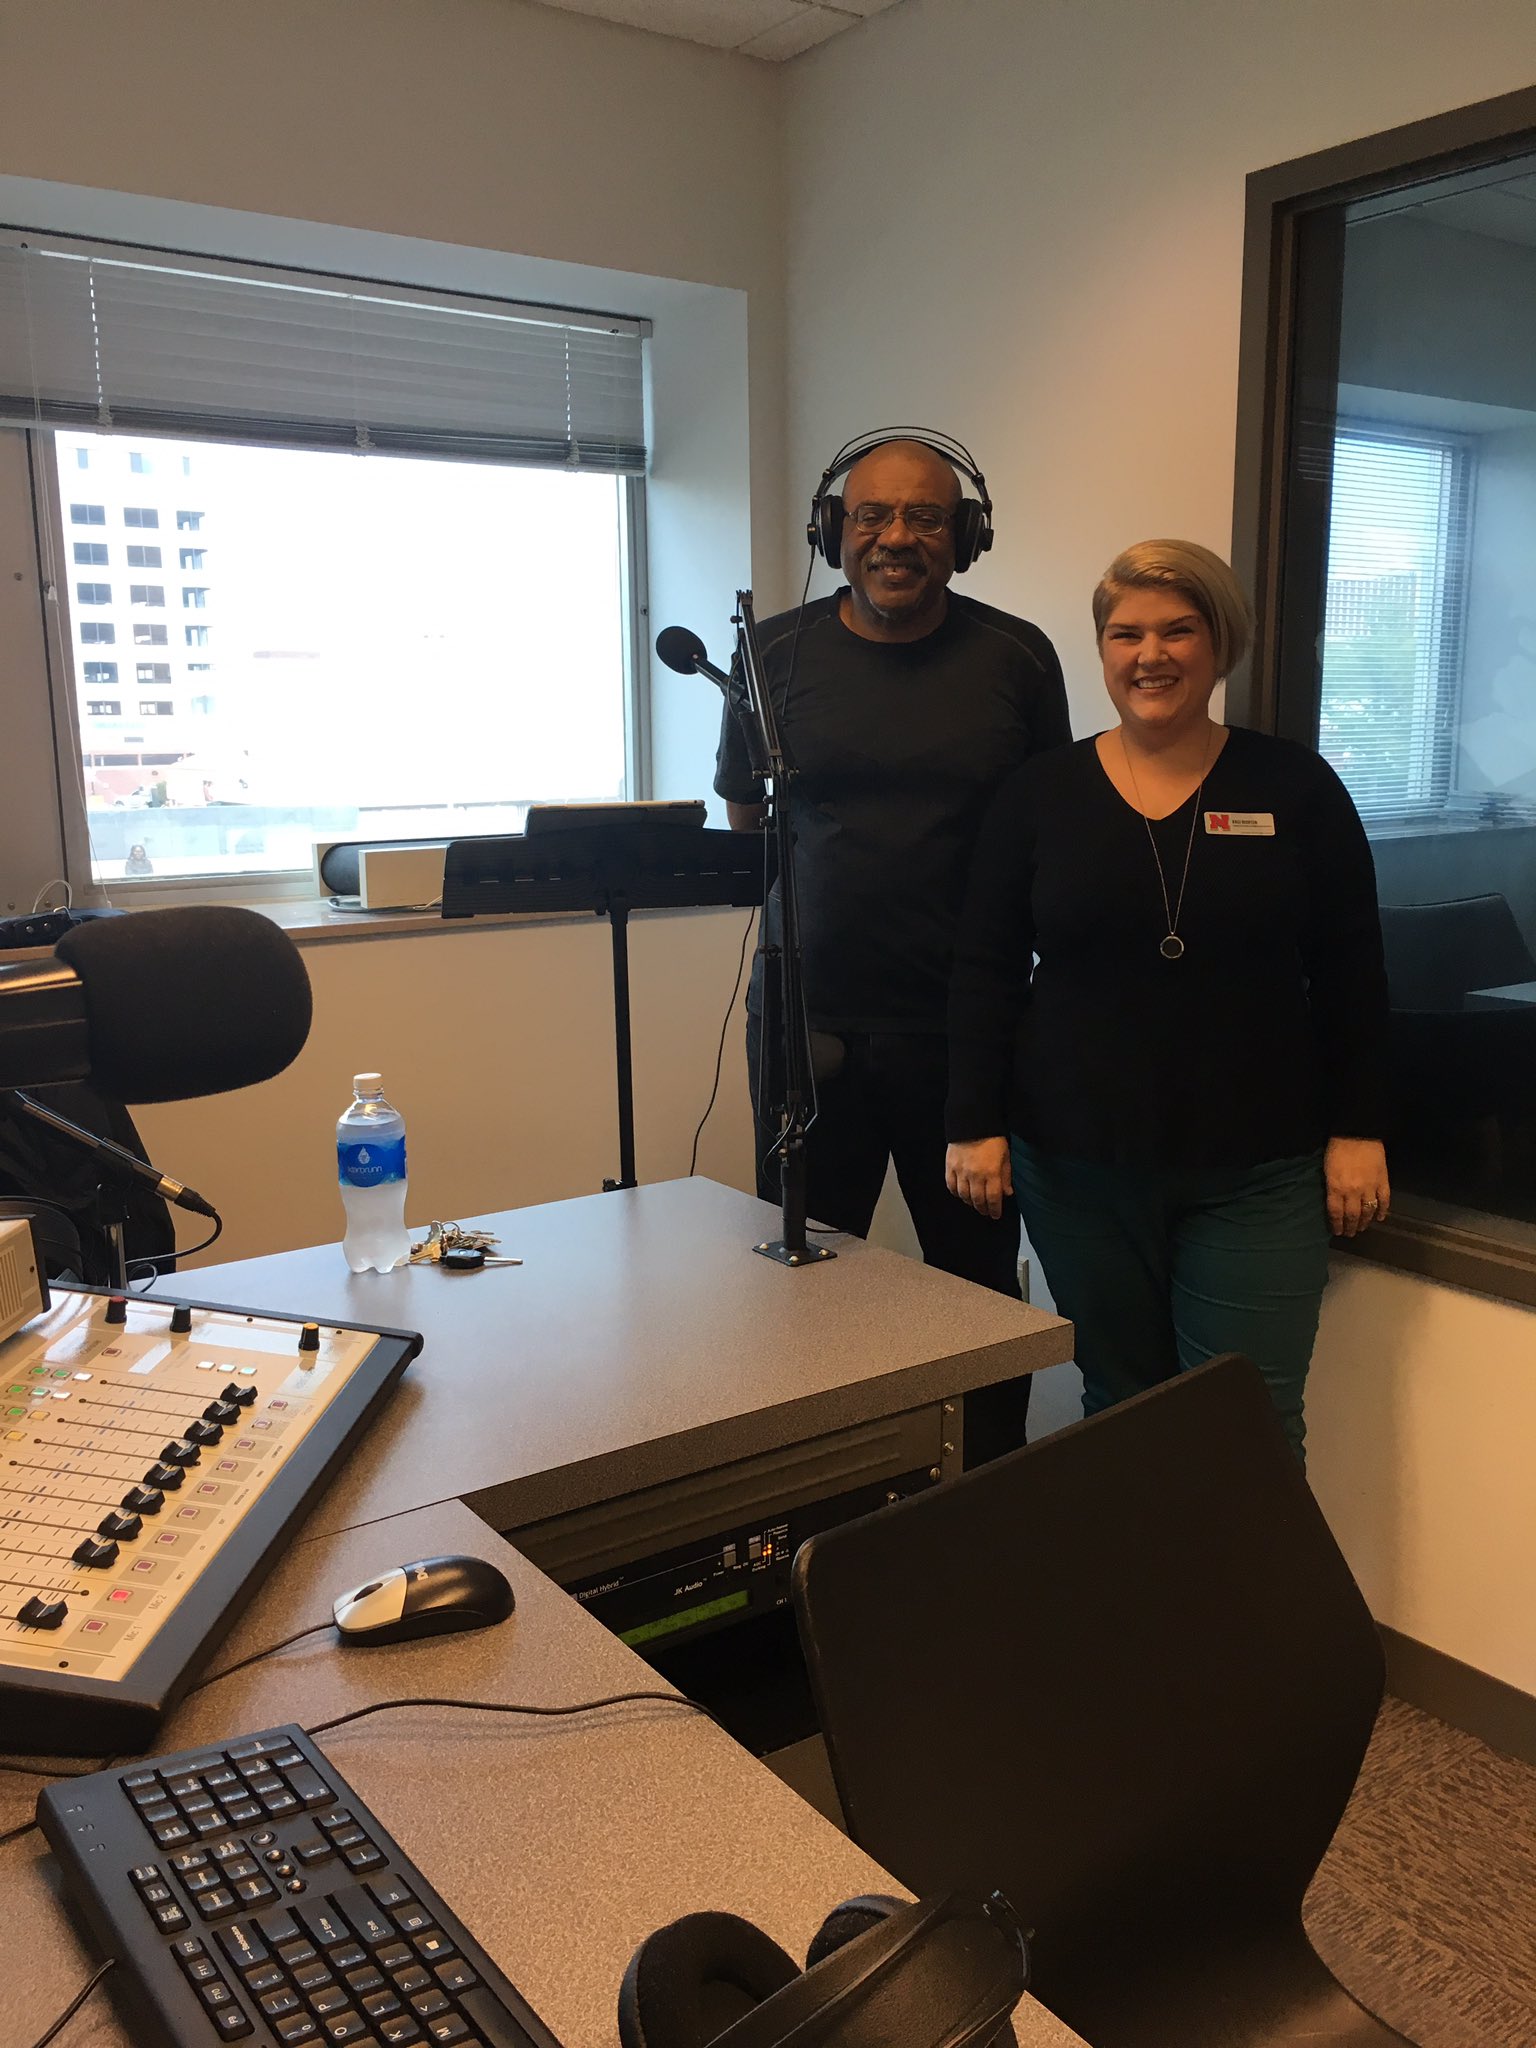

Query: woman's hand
<box><xmin>946</xmin><ymin>1137</ymin><xmax>1013</xmax><ymax>1219</ymax></box>
<box><xmin>1324</xmin><ymin>1137</ymin><xmax>1390</xmax><ymax>1237</ymax></box>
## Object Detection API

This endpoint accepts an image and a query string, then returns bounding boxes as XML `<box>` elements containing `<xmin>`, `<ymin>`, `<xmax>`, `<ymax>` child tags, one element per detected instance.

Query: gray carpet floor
<box><xmin>1305</xmin><ymin>1697</ymin><xmax>1536</xmax><ymax>2046</ymax></box>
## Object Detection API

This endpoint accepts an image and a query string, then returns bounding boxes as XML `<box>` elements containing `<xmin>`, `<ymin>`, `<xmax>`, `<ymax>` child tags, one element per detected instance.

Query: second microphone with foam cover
<box><xmin>54</xmin><ymin>905</ymin><xmax>314</xmax><ymax>1103</ymax></box>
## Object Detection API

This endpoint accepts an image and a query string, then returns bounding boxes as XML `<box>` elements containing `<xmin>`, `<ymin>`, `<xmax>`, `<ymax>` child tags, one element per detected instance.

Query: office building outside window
<box><xmin>126</xmin><ymin>544</ymin><xmax>162</xmax><ymax>569</ymax></box>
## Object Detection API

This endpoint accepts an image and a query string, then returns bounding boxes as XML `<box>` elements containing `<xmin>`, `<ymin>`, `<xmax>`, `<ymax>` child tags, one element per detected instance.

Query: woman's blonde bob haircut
<box><xmin>1092</xmin><ymin>539</ymin><xmax>1255</xmax><ymax>679</ymax></box>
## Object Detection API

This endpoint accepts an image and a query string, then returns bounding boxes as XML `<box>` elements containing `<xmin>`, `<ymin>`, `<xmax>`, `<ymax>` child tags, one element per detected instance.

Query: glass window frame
<box><xmin>1232</xmin><ymin>82</ymin><xmax>1536</xmax><ymax>1310</ymax></box>
<box><xmin>20</xmin><ymin>430</ymin><xmax>650</xmax><ymax>910</ymax></box>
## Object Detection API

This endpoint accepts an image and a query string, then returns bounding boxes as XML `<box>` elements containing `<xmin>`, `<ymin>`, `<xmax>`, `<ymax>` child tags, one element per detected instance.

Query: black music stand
<box><xmin>442</xmin><ymin>811</ymin><xmax>766</xmax><ymax>1191</ymax></box>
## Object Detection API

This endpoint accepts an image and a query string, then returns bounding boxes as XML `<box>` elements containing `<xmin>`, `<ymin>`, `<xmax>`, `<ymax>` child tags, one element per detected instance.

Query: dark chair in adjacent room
<box><xmin>1376</xmin><ymin>891</ymin><xmax>1536</xmax><ymax>1013</ymax></box>
<box><xmin>792</xmin><ymin>1355</ymin><xmax>1417</xmax><ymax>2047</ymax></box>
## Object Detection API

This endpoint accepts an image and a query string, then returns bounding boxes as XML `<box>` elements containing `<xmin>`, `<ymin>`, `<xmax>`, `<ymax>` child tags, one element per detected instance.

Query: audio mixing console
<box><xmin>0</xmin><ymin>1287</ymin><xmax>419</xmax><ymax>1756</ymax></box>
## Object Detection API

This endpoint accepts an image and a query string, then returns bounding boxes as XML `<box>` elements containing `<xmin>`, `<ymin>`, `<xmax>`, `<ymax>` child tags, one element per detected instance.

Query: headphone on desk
<box><xmin>807</xmin><ymin>429</ymin><xmax>995</xmax><ymax>576</ymax></box>
<box><xmin>619</xmin><ymin>1887</ymin><xmax>1027</xmax><ymax>2048</ymax></box>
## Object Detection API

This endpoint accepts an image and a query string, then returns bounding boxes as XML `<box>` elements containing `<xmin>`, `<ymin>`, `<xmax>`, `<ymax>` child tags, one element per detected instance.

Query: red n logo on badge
<box><xmin>1207</xmin><ymin>812</ymin><xmax>1231</xmax><ymax>831</ymax></box>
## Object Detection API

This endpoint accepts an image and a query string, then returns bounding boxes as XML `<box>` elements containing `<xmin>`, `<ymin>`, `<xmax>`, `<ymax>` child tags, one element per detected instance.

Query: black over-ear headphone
<box><xmin>807</xmin><ymin>430</ymin><xmax>995</xmax><ymax>576</ymax></box>
<box><xmin>619</xmin><ymin>1888</ymin><xmax>1027</xmax><ymax>2048</ymax></box>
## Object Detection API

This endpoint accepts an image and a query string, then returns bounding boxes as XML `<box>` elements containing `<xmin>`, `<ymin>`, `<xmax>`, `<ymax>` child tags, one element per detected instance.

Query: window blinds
<box><xmin>0</xmin><ymin>232</ymin><xmax>648</xmax><ymax>473</ymax></box>
<box><xmin>1318</xmin><ymin>425</ymin><xmax>1470</xmax><ymax>821</ymax></box>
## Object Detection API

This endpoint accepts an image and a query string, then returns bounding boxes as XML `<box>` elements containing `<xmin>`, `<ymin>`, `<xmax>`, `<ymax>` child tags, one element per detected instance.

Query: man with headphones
<box><xmin>715</xmin><ymin>432</ymin><xmax>1069</xmax><ymax>1463</ymax></box>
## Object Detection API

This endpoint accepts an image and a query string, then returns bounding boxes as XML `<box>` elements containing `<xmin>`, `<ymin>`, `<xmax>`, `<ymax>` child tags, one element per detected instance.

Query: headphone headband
<box><xmin>808</xmin><ymin>428</ymin><xmax>994</xmax><ymax>574</ymax></box>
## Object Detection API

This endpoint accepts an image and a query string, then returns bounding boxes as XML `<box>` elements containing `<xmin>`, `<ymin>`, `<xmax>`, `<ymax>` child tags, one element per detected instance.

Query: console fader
<box><xmin>0</xmin><ymin>1287</ymin><xmax>418</xmax><ymax>1756</ymax></box>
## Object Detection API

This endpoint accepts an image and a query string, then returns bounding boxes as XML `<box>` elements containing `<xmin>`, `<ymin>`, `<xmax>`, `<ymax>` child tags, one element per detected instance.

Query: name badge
<box><xmin>1204</xmin><ymin>811</ymin><xmax>1275</xmax><ymax>836</ymax></box>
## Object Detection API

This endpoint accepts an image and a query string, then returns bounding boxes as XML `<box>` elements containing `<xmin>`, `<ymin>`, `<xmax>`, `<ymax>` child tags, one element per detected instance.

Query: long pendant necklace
<box><xmin>1119</xmin><ymin>726</ymin><xmax>1215</xmax><ymax>962</ymax></box>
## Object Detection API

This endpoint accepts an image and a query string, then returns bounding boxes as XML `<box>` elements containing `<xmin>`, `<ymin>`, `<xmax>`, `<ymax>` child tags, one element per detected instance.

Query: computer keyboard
<box><xmin>38</xmin><ymin>1722</ymin><xmax>564</xmax><ymax>2048</ymax></box>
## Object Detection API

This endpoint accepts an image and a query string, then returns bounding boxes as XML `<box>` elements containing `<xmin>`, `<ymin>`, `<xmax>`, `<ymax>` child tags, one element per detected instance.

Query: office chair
<box><xmin>792</xmin><ymin>1356</ymin><xmax>1417</xmax><ymax>2047</ymax></box>
<box><xmin>1377</xmin><ymin>893</ymin><xmax>1536</xmax><ymax>1012</ymax></box>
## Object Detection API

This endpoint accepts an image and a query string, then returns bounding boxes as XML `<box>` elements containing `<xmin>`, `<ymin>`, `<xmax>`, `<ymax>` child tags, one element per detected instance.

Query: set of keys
<box><xmin>409</xmin><ymin>1221</ymin><xmax>522</xmax><ymax>1272</ymax></box>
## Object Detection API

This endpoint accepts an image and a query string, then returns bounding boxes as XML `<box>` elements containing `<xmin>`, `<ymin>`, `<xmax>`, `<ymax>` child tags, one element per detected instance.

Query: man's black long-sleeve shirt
<box><xmin>946</xmin><ymin>730</ymin><xmax>1390</xmax><ymax>1168</ymax></box>
<box><xmin>714</xmin><ymin>592</ymin><xmax>1070</xmax><ymax>1033</ymax></box>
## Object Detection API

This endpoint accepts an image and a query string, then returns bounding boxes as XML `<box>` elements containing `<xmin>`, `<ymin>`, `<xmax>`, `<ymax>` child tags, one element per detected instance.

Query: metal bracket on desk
<box><xmin>939</xmin><ymin>1397</ymin><xmax>964</xmax><ymax>1483</ymax></box>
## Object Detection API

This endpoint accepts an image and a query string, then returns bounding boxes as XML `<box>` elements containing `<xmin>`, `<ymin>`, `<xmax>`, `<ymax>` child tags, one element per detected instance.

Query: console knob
<box><xmin>169</xmin><ymin>1305</ymin><xmax>193</xmax><ymax>1334</ymax></box>
<box><xmin>298</xmin><ymin>1323</ymin><xmax>321</xmax><ymax>1354</ymax></box>
<box><xmin>73</xmin><ymin>1537</ymin><xmax>119</xmax><ymax>1568</ymax></box>
<box><xmin>103</xmin><ymin>1297</ymin><xmax>128</xmax><ymax>1325</ymax></box>
<box><xmin>98</xmin><ymin>1511</ymin><xmax>143</xmax><ymax>1542</ymax></box>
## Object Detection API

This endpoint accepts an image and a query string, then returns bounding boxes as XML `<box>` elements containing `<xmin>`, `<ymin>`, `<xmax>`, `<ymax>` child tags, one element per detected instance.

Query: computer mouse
<box><xmin>332</xmin><ymin>1553</ymin><xmax>515</xmax><ymax>1645</ymax></box>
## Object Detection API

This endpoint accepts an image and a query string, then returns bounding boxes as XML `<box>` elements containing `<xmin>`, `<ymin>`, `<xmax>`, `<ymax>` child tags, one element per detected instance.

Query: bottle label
<box><xmin>338</xmin><ymin>1137</ymin><xmax>407</xmax><ymax>1188</ymax></box>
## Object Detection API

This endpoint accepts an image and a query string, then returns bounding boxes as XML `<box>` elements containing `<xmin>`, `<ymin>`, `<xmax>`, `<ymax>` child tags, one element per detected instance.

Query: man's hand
<box><xmin>726</xmin><ymin>800</ymin><xmax>768</xmax><ymax>832</ymax></box>
<box><xmin>946</xmin><ymin>1136</ymin><xmax>1012</xmax><ymax>1219</ymax></box>
<box><xmin>1325</xmin><ymin>1136</ymin><xmax>1390</xmax><ymax>1237</ymax></box>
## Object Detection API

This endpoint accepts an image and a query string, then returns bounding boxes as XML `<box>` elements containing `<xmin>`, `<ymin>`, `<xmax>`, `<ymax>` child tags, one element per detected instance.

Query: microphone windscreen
<box><xmin>56</xmin><ymin>906</ymin><xmax>314</xmax><ymax>1104</ymax></box>
<box><xmin>655</xmin><ymin>625</ymin><xmax>708</xmax><ymax>675</ymax></box>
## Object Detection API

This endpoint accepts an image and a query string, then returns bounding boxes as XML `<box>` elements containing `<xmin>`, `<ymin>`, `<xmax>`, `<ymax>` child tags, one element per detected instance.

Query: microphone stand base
<box><xmin>753</xmin><ymin>1238</ymin><xmax>836</xmax><ymax>1268</ymax></box>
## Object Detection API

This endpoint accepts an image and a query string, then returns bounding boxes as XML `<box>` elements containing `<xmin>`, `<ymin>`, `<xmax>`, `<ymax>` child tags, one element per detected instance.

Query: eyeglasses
<box><xmin>845</xmin><ymin>501</ymin><xmax>953</xmax><ymax>537</ymax></box>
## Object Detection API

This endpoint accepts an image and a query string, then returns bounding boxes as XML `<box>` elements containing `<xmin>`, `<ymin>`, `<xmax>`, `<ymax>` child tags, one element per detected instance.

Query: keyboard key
<box><xmin>393</xmin><ymin>1964</ymin><xmax>431</xmax><ymax>1997</ymax></box>
<box><xmin>310</xmin><ymin>1984</ymin><xmax>350</xmax><ymax>2017</ymax></box>
<box><xmin>393</xmin><ymin>1904</ymin><xmax>435</xmax><ymax>1937</ymax></box>
<box><xmin>329</xmin><ymin>1825</ymin><xmax>369</xmax><ymax>1851</ymax></box>
<box><xmin>139</xmin><ymin>1880</ymin><xmax>174</xmax><ymax>1905</ymax></box>
<box><xmin>375</xmin><ymin>1943</ymin><xmax>413</xmax><ymax>1973</ymax></box>
<box><xmin>224</xmin><ymin>1797</ymin><xmax>265</xmax><ymax>1825</ymax></box>
<box><xmin>235</xmin><ymin>1874</ymin><xmax>279</xmax><ymax>1906</ymax></box>
<box><xmin>216</xmin><ymin>1922</ymin><xmax>270</xmax><ymax>1973</ymax></box>
<box><xmin>379</xmin><ymin>2019</ymin><xmax>423</xmax><ymax>2045</ymax></box>
<box><xmin>170</xmin><ymin>1848</ymin><xmax>211</xmax><ymax>1874</ymax></box>
<box><xmin>435</xmin><ymin>1960</ymin><xmax>479</xmax><ymax>1994</ymax></box>
<box><xmin>254</xmin><ymin>1906</ymin><xmax>302</xmax><ymax>1947</ymax></box>
<box><xmin>346</xmin><ymin>1966</ymin><xmax>386</xmax><ymax>1998</ymax></box>
<box><xmin>166</xmin><ymin>1772</ymin><xmax>205</xmax><ymax>1798</ymax></box>
<box><xmin>209</xmin><ymin>1836</ymin><xmax>248</xmax><ymax>1864</ymax></box>
<box><xmin>317</xmin><ymin>1808</ymin><xmax>355</xmax><ymax>1833</ymax></box>
<box><xmin>229</xmin><ymin>1734</ymin><xmax>295</xmax><ymax>1763</ymax></box>
<box><xmin>331</xmin><ymin>1941</ymin><xmax>368</xmax><ymax>1973</ymax></box>
<box><xmin>324</xmin><ymin>2015</ymin><xmax>372</xmax><ymax>2045</ymax></box>
<box><xmin>140</xmin><ymin>1801</ymin><xmax>178</xmax><ymax>1827</ymax></box>
<box><xmin>368</xmin><ymin>1878</ymin><xmax>415</xmax><ymax>1913</ymax></box>
<box><xmin>343</xmin><ymin>1842</ymin><xmax>386</xmax><ymax>1872</ymax></box>
<box><xmin>152</xmin><ymin>1819</ymin><xmax>195</xmax><ymax>1848</ymax></box>
<box><xmin>201</xmin><ymin>1979</ymin><xmax>237</xmax><ymax>2009</ymax></box>
<box><xmin>286</xmin><ymin>1763</ymin><xmax>336</xmax><ymax>1807</ymax></box>
<box><xmin>247</xmin><ymin>1962</ymin><xmax>287</xmax><ymax>1996</ymax></box>
<box><xmin>332</xmin><ymin>1885</ymin><xmax>396</xmax><ymax>1949</ymax></box>
<box><xmin>297</xmin><ymin>1900</ymin><xmax>355</xmax><ymax>1950</ymax></box>
<box><xmin>293</xmin><ymin>1959</ymin><xmax>336</xmax><ymax>1995</ymax></box>
<box><xmin>410</xmin><ymin>1988</ymin><xmax>451</xmax><ymax>2020</ymax></box>
<box><xmin>213</xmin><ymin>2006</ymin><xmax>255</xmax><ymax>2040</ymax></box>
<box><xmin>261</xmin><ymin>1989</ymin><xmax>303</xmax><ymax>2021</ymax></box>
<box><xmin>426</xmin><ymin>2018</ymin><xmax>471</xmax><ymax>2045</ymax></box>
<box><xmin>220</xmin><ymin>1855</ymin><xmax>260</xmax><ymax>1882</ymax></box>
<box><xmin>187</xmin><ymin>1868</ymin><xmax>225</xmax><ymax>1896</ymax></box>
<box><xmin>413</xmin><ymin>1931</ymin><xmax>455</xmax><ymax>1966</ymax></box>
<box><xmin>295</xmin><ymin>1836</ymin><xmax>334</xmax><ymax>1867</ymax></box>
<box><xmin>185</xmin><ymin>1955</ymin><xmax>222</xmax><ymax>1986</ymax></box>
<box><xmin>364</xmin><ymin>1988</ymin><xmax>404</xmax><ymax>2020</ymax></box>
<box><xmin>246</xmin><ymin>1772</ymin><xmax>284</xmax><ymax>1798</ymax></box>
<box><xmin>122</xmin><ymin>1770</ymin><xmax>159</xmax><ymax>1794</ymax></box>
<box><xmin>171</xmin><ymin>1936</ymin><xmax>208</xmax><ymax>1965</ymax></box>
<box><xmin>152</xmin><ymin>1901</ymin><xmax>191</xmax><ymax>1933</ymax></box>
<box><xmin>196</xmin><ymin>1886</ymin><xmax>239</xmax><ymax>1920</ymax></box>
<box><xmin>264</xmin><ymin>1790</ymin><xmax>303</xmax><ymax>1818</ymax></box>
<box><xmin>276</xmin><ymin>2016</ymin><xmax>322</xmax><ymax>2045</ymax></box>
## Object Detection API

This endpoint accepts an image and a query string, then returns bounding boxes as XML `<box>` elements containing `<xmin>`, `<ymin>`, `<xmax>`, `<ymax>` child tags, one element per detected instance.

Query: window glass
<box><xmin>126</xmin><ymin>544</ymin><xmax>163</xmax><ymax>569</ymax></box>
<box><xmin>1274</xmin><ymin>158</ymin><xmax>1536</xmax><ymax>1241</ymax></box>
<box><xmin>73</xmin><ymin>541</ymin><xmax>108</xmax><ymax>566</ymax></box>
<box><xmin>70</xmin><ymin>502</ymin><xmax>105</xmax><ymax>525</ymax></box>
<box><xmin>53</xmin><ymin>430</ymin><xmax>632</xmax><ymax>882</ymax></box>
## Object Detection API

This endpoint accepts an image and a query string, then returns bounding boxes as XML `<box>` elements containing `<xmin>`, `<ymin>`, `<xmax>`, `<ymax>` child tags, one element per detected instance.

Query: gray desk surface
<box><xmin>166</xmin><ymin>1177</ymin><xmax>1073</xmax><ymax>1538</ymax></box>
<box><xmin>2</xmin><ymin>1500</ymin><xmax>1088</xmax><ymax>2048</ymax></box>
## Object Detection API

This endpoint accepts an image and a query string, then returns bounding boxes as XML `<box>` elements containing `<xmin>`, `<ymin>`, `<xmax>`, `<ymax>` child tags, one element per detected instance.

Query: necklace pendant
<box><xmin>1160</xmin><ymin>934</ymin><xmax>1185</xmax><ymax>961</ymax></box>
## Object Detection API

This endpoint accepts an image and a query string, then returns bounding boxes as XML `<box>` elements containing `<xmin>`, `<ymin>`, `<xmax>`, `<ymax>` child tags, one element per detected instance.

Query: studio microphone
<box><xmin>655</xmin><ymin>625</ymin><xmax>733</xmax><ymax>693</ymax></box>
<box><xmin>0</xmin><ymin>905</ymin><xmax>313</xmax><ymax>1103</ymax></box>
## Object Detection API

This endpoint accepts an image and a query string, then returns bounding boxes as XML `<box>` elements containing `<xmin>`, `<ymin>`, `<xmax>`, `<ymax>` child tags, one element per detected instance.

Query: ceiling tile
<box><xmin>740</xmin><ymin>8</ymin><xmax>846</xmax><ymax>59</ymax></box>
<box><xmin>529</xmin><ymin>0</ymin><xmax>802</xmax><ymax>51</ymax></box>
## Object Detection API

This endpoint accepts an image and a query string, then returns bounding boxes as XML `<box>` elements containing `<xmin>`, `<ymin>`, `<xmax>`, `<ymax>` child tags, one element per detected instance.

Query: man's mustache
<box><xmin>868</xmin><ymin>550</ymin><xmax>925</xmax><ymax>571</ymax></box>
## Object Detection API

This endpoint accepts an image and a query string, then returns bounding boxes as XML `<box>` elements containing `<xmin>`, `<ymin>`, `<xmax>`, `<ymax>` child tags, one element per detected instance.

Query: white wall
<box><xmin>1460</xmin><ymin>422</ymin><xmax>1536</xmax><ymax>804</ymax></box>
<box><xmin>781</xmin><ymin>0</ymin><xmax>1536</xmax><ymax>1692</ymax></box>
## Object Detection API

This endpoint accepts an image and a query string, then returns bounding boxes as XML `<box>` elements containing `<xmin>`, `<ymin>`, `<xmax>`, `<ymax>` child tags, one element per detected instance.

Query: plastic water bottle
<box><xmin>337</xmin><ymin>1073</ymin><xmax>409</xmax><ymax>1273</ymax></box>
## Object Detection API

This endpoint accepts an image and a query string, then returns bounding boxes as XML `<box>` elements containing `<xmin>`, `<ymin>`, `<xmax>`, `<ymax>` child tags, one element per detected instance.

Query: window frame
<box><xmin>1231</xmin><ymin>82</ymin><xmax>1536</xmax><ymax>1311</ymax></box>
<box><xmin>20</xmin><ymin>431</ymin><xmax>650</xmax><ymax>910</ymax></box>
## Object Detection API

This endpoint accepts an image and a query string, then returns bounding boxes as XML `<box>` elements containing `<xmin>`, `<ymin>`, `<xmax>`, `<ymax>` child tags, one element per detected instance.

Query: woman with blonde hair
<box><xmin>945</xmin><ymin>540</ymin><xmax>1389</xmax><ymax>1459</ymax></box>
